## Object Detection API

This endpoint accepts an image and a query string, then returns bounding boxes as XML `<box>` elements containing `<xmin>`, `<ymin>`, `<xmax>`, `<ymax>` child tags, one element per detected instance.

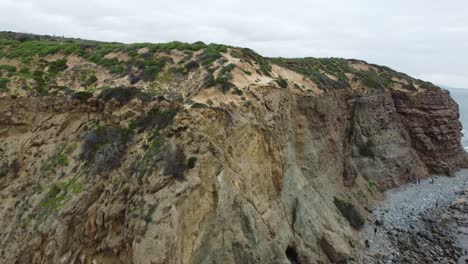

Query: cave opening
<box><xmin>285</xmin><ymin>245</ymin><xmax>300</xmax><ymax>264</ymax></box>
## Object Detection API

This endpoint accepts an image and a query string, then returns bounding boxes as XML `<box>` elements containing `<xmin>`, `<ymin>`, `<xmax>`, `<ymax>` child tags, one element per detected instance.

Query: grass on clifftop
<box><xmin>0</xmin><ymin>31</ymin><xmax>441</xmax><ymax>96</ymax></box>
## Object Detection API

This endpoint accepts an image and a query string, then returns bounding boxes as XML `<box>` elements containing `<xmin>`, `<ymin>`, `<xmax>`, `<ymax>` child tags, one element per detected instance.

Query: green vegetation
<box><xmin>134</xmin><ymin>108</ymin><xmax>179</xmax><ymax>131</ymax></box>
<box><xmin>48</xmin><ymin>58</ymin><xmax>68</xmax><ymax>74</ymax></box>
<box><xmin>275</xmin><ymin>77</ymin><xmax>288</xmax><ymax>88</ymax></box>
<box><xmin>0</xmin><ymin>77</ymin><xmax>9</xmax><ymax>91</ymax></box>
<box><xmin>144</xmin><ymin>204</ymin><xmax>157</xmax><ymax>223</ymax></box>
<box><xmin>37</xmin><ymin>177</ymin><xmax>83</xmax><ymax>222</ymax></box>
<box><xmin>0</xmin><ymin>161</ymin><xmax>8</xmax><ymax>178</ymax></box>
<box><xmin>130</xmin><ymin>135</ymin><xmax>166</xmax><ymax>184</ymax></box>
<box><xmin>191</xmin><ymin>102</ymin><xmax>208</xmax><ymax>108</ymax></box>
<box><xmin>0</xmin><ymin>64</ymin><xmax>16</xmax><ymax>75</ymax></box>
<box><xmin>71</xmin><ymin>90</ymin><xmax>93</xmax><ymax>101</ymax></box>
<box><xmin>85</xmin><ymin>74</ymin><xmax>98</xmax><ymax>85</ymax></box>
<box><xmin>199</xmin><ymin>44</ymin><xmax>228</xmax><ymax>65</ymax></box>
<box><xmin>333</xmin><ymin>197</ymin><xmax>365</xmax><ymax>229</ymax></box>
<box><xmin>272</xmin><ymin>57</ymin><xmax>350</xmax><ymax>90</ymax></box>
<box><xmin>0</xmin><ymin>31</ymin><xmax>442</xmax><ymax>96</ymax></box>
<box><xmin>240</xmin><ymin>48</ymin><xmax>272</xmax><ymax>76</ymax></box>
<box><xmin>80</xmin><ymin>125</ymin><xmax>132</xmax><ymax>174</ymax></box>
<box><xmin>42</xmin><ymin>143</ymin><xmax>76</xmax><ymax>172</ymax></box>
<box><xmin>232</xmin><ymin>87</ymin><xmax>243</xmax><ymax>96</ymax></box>
<box><xmin>98</xmin><ymin>86</ymin><xmax>152</xmax><ymax>104</ymax></box>
<box><xmin>204</xmin><ymin>63</ymin><xmax>236</xmax><ymax>93</ymax></box>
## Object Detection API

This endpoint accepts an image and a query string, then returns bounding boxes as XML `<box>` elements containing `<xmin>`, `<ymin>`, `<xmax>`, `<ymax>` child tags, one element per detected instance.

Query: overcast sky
<box><xmin>1</xmin><ymin>0</ymin><xmax>467</xmax><ymax>87</ymax></box>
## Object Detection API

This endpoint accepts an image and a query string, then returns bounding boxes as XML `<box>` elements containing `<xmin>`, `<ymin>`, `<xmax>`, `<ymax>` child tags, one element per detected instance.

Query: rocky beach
<box><xmin>358</xmin><ymin>170</ymin><xmax>468</xmax><ymax>263</ymax></box>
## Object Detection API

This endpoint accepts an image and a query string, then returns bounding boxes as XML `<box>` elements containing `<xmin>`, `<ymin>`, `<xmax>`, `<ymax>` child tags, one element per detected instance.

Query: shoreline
<box><xmin>357</xmin><ymin>169</ymin><xmax>468</xmax><ymax>263</ymax></box>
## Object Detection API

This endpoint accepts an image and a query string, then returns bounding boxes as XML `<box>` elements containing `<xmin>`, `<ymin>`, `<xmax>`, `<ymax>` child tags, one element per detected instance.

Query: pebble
<box><xmin>357</xmin><ymin>169</ymin><xmax>468</xmax><ymax>263</ymax></box>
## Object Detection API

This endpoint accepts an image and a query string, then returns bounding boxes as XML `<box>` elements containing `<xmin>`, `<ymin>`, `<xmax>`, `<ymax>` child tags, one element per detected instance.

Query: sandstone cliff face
<box><xmin>1</xmin><ymin>87</ymin><xmax>465</xmax><ymax>264</ymax></box>
<box><xmin>0</xmin><ymin>33</ymin><xmax>466</xmax><ymax>264</ymax></box>
<box><xmin>392</xmin><ymin>90</ymin><xmax>467</xmax><ymax>175</ymax></box>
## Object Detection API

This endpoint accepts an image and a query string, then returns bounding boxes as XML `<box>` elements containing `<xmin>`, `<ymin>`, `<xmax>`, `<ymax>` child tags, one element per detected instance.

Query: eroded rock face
<box><xmin>392</xmin><ymin>90</ymin><xmax>468</xmax><ymax>175</ymax></box>
<box><xmin>0</xmin><ymin>70</ymin><xmax>466</xmax><ymax>263</ymax></box>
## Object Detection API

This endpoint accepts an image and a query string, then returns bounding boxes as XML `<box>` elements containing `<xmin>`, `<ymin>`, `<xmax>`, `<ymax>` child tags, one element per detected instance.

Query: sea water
<box><xmin>447</xmin><ymin>88</ymin><xmax>468</xmax><ymax>150</ymax></box>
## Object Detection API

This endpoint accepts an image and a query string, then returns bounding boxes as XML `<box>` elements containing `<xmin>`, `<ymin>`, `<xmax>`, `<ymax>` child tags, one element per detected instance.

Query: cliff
<box><xmin>0</xmin><ymin>32</ymin><xmax>466</xmax><ymax>263</ymax></box>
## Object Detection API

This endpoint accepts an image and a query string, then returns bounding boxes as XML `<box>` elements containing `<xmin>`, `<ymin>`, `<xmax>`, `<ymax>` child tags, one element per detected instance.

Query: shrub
<box><xmin>85</xmin><ymin>75</ymin><xmax>98</xmax><ymax>85</ymax></box>
<box><xmin>142</xmin><ymin>65</ymin><xmax>161</xmax><ymax>81</ymax></box>
<box><xmin>240</xmin><ymin>48</ymin><xmax>272</xmax><ymax>76</ymax></box>
<box><xmin>232</xmin><ymin>87</ymin><xmax>243</xmax><ymax>96</ymax></box>
<box><xmin>272</xmin><ymin>57</ymin><xmax>350</xmax><ymax>90</ymax></box>
<box><xmin>42</xmin><ymin>144</ymin><xmax>75</xmax><ymax>171</ymax></box>
<box><xmin>185</xmin><ymin>60</ymin><xmax>199</xmax><ymax>71</ymax></box>
<box><xmin>135</xmin><ymin>108</ymin><xmax>178</xmax><ymax>131</ymax></box>
<box><xmin>48</xmin><ymin>58</ymin><xmax>68</xmax><ymax>74</ymax></box>
<box><xmin>98</xmin><ymin>87</ymin><xmax>151</xmax><ymax>104</ymax></box>
<box><xmin>138</xmin><ymin>56</ymin><xmax>172</xmax><ymax>82</ymax></box>
<box><xmin>0</xmin><ymin>78</ymin><xmax>10</xmax><ymax>91</ymax></box>
<box><xmin>80</xmin><ymin>126</ymin><xmax>132</xmax><ymax>174</ymax></box>
<box><xmin>129</xmin><ymin>136</ymin><xmax>165</xmax><ymax>183</ymax></box>
<box><xmin>191</xmin><ymin>102</ymin><xmax>207</xmax><ymax>109</ymax></box>
<box><xmin>354</xmin><ymin>71</ymin><xmax>386</xmax><ymax>89</ymax></box>
<box><xmin>0</xmin><ymin>64</ymin><xmax>16</xmax><ymax>73</ymax></box>
<box><xmin>199</xmin><ymin>44</ymin><xmax>228</xmax><ymax>65</ymax></box>
<box><xmin>275</xmin><ymin>78</ymin><xmax>288</xmax><ymax>88</ymax></box>
<box><xmin>71</xmin><ymin>91</ymin><xmax>93</xmax><ymax>101</ymax></box>
<box><xmin>128</xmin><ymin>73</ymin><xmax>140</xmax><ymax>85</ymax></box>
<box><xmin>0</xmin><ymin>161</ymin><xmax>8</xmax><ymax>178</ymax></box>
<box><xmin>333</xmin><ymin>197</ymin><xmax>365</xmax><ymax>229</ymax></box>
<box><xmin>202</xmin><ymin>72</ymin><xmax>217</xmax><ymax>88</ymax></box>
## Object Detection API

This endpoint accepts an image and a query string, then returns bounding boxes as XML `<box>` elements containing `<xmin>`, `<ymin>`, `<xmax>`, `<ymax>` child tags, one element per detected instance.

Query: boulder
<box><xmin>320</xmin><ymin>231</ymin><xmax>351</xmax><ymax>263</ymax></box>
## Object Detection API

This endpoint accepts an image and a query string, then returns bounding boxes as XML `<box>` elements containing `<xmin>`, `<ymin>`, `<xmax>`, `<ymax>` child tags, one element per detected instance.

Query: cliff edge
<box><xmin>0</xmin><ymin>32</ymin><xmax>466</xmax><ymax>263</ymax></box>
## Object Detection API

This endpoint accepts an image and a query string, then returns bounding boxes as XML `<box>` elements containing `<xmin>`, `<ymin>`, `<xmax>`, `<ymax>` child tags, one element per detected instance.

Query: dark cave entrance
<box><xmin>285</xmin><ymin>245</ymin><xmax>300</xmax><ymax>264</ymax></box>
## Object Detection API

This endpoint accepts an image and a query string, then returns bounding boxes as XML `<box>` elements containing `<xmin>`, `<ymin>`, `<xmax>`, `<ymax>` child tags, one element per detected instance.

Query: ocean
<box><xmin>447</xmin><ymin>88</ymin><xmax>468</xmax><ymax>150</ymax></box>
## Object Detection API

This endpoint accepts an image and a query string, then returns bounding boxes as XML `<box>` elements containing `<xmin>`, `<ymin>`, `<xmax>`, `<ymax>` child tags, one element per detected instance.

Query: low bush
<box><xmin>185</xmin><ymin>60</ymin><xmax>199</xmax><ymax>71</ymax></box>
<box><xmin>85</xmin><ymin>75</ymin><xmax>98</xmax><ymax>85</ymax></box>
<box><xmin>135</xmin><ymin>108</ymin><xmax>178</xmax><ymax>131</ymax></box>
<box><xmin>0</xmin><ymin>64</ymin><xmax>16</xmax><ymax>73</ymax></box>
<box><xmin>129</xmin><ymin>136</ymin><xmax>165</xmax><ymax>183</ymax></box>
<box><xmin>232</xmin><ymin>87</ymin><xmax>243</xmax><ymax>96</ymax></box>
<box><xmin>98</xmin><ymin>86</ymin><xmax>152</xmax><ymax>104</ymax></box>
<box><xmin>0</xmin><ymin>77</ymin><xmax>10</xmax><ymax>91</ymax></box>
<box><xmin>275</xmin><ymin>78</ymin><xmax>288</xmax><ymax>88</ymax></box>
<box><xmin>191</xmin><ymin>102</ymin><xmax>207</xmax><ymax>109</ymax></box>
<box><xmin>42</xmin><ymin>144</ymin><xmax>75</xmax><ymax>171</ymax></box>
<box><xmin>240</xmin><ymin>48</ymin><xmax>272</xmax><ymax>76</ymax></box>
<box><xmin>48</xmin><ymin>58</ymin><xmax>68</xmax><ymax>74</ymax></box>
<box><xmin>199</xmin><ymin>44</ymin><xmax>228</xmax><ymax>65</ymax></box>
<box><xmin>333</xmin><ymin>197</ymin><xmax>365</xmax><ymax>229</ymax></box>
<box><xmin>0</xmin><ymin>161</ymin><xmax>8</xmax><ymax>178</ymax></box>
<box><xmin>80</xmin><ymin>125</ymin><xmax>132</xmax><ymax>174</ymax></box>
<box><xmin>71</xmin><ymin>91</ymin><xmax>93</xmax><ymax>101</ymax></box>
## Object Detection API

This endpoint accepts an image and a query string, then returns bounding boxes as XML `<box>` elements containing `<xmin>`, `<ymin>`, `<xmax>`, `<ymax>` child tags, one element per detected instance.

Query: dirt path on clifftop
<box><xmin>357</xmin><ymin>170</ymin><xmax>468</xmax><ymax>264</ymax></box>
